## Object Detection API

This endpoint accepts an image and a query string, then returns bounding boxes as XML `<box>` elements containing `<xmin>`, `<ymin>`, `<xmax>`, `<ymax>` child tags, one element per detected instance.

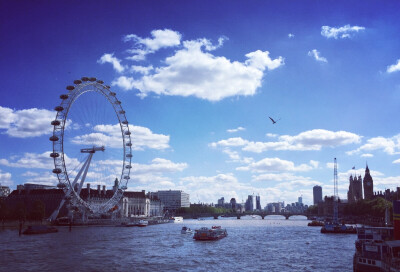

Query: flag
<box><xmin>352</xmin><ymin>166</ymin><xmax>355</xmax><ymax>169</ymax></box>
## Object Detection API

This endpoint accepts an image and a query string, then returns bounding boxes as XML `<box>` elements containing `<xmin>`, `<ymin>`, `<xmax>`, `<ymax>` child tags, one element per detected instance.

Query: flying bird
<box><xmin>268</xmin><ymin>116</ymin><xmax>280</xmax><ymax>124</ymax></box>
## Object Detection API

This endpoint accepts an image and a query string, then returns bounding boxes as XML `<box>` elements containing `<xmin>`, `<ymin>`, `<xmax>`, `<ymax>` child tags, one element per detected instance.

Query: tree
<box><xmin>30</xmin><ymin>200</ymin><xmax>45</xmax><ymax>221</ymax></box>
<box><xmin>14</xmin><ymin>201</ymin><xmax>27</xmax><ymax>222</ymax></box>
<box><xmin>0</xmin><ymin>198</ymin><xmax>9</xmax><ymax>222</ymax></box>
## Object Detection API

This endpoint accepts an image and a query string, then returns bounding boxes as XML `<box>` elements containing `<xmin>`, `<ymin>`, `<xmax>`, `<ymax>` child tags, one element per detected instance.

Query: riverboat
<box><xmin>193</xmin><ymin>226</ymin><xmax>227</xmax><ymax>241</ymax></box>
<box><xmin>169</xmin><ymin>216</ymin><xmax>183</xmax><ymax>223</ymax></box>
<box><xmin>121</xmin><ymin>220</ymin><xmax>148</xmax><ymax>227</ymax></box>
<box><xmin>23</xmin><ymin>225</ymin><xmax>58</xmax><ymax>235</ymax></box>
<box><xmin>321</xmin><ymin>222</ymin><xmax>357</xmax><ymax>234</ymax></box>
<box><xmin>353</xmin><ymin>200</ymin><xmax>400</xmax><ymax>272</ymax></box>
<box><xmin>181</xmin><ymin>226</ymin><xmax>194</xmax><ymax>234</ymax></box>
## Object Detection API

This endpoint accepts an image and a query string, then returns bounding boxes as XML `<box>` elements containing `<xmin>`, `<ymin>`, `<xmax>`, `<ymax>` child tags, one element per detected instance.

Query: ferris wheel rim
<box><xmin>50</xmin><ymin>77</ymin><xmax>132</xmax><ymax>214</ymax></box>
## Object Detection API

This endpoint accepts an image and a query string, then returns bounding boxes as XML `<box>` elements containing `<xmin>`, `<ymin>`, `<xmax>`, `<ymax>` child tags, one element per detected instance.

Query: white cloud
<box><xmin>0</xmin><ymin>106</ymin><xmax>54</xmax><ymax>138</ymax></box>
<box><xmin>227</xmin><ymin>127</ymin><xmax>245</xmax><ymax>133</ymax></box>
<box><xmin>109</xmin><ymin>30</ymin><xmax>284</xmax><ymax>101</ymax></box>
<box><xmin>98</xmin><ymin>53</ymin><xmax>125</xmax><ymax>73</ymax></box>
<box><xmin>288</xmin><ymin>33</ymin><xmax>295</xmax><ymax>38</ymax></box>
<box><xmin>361</xmin><ymin>153</ymin><xmax>374</xmax><ymax>158</ymax></box>
<box><xmin>131</xmin><ymin>158</ymin><xmax>187</xmax><ymax>175</ymax></box>
<box><xmin>124</xmin><ymin>29</ymin><xmax>182</xmax><ymax>61</ymax></box>
<box><xmin>0</xmin><ymin>151</ymin><xmax>80</xmax><ymax>170</ymax></box>
<box><xmin>130</xmin><ymin>65</ymin><xmax>154</xmax><ymax>75</ymax></box>
<box><xmin>237</xmin><ymin>157</ymin><xmax>315</xmax><ymax>173</ymax></box>
<box><xmin>0</xmin><ymin>169</ymin><xmax>13</xmax><ymax>186</ymax></box>
<box><xmin>321</xmin><ymin>24</ymin><xmax>365</xmax><ymax>39</ymax></box>
<box><xmin>387</xmin><ymin>59</ymin><xmax>400</xmax><ymax>73</ymax></box>
<box><xmin>211</xmin><ymin>129</ymin><xmax>361</xmax><ymax>153</ymax></box>
<box><xmin>71</xmin><ymin>124</ymin><xmax>170</xmax><ymax>150</ymax></box>
<box><xmin>347</xmin><ymin>134</ymin><xmax>400</xmax><ymax>155</ymax></box>
<box><xmin>393</xmin><ymin>159</ymin><xmax>400</xmax><ymax>164</ymax></box>
<box><xmin>308</xmin><ymin>49</ymin><xmax>327</xmax><ymax>63</ymax></box>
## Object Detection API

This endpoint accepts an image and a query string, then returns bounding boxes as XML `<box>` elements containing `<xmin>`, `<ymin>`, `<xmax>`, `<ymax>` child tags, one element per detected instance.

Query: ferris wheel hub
<box><xmin>80</xmin><ymin>146</ymin><xmax>105</xmax><ymax>153</ymax></box>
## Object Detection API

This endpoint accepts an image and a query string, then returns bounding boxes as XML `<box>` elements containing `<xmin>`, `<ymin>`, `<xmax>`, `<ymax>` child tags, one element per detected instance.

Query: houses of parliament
<box><xmin>347</xmin><ymin>164</ymin><xmax>374</xmax><ymax>203</ymax></box>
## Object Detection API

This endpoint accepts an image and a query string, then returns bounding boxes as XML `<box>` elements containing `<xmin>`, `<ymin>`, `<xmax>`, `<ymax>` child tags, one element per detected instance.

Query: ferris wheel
<box><xmin>49</xmin><ymin>77</ymin><xmax>132</xmax><ymax>220</ymax></box>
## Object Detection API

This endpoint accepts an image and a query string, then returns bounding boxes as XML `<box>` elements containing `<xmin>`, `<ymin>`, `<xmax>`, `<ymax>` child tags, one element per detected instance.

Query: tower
<box><xmin>363</xmin><ymin>164</ymin><xmax>374</xmax><ymax>199</ymax></box>
<box><xmin>313</xmin><ymin>185</ymin><xmax>322</xmax><ymax>205</ymax></box>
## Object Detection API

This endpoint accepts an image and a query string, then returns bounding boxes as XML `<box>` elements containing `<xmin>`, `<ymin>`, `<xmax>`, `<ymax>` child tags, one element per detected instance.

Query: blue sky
<box><xmin>1</xmin><ymin>0</ymin><xmax>400</xmax><ymax>206</ymax></box>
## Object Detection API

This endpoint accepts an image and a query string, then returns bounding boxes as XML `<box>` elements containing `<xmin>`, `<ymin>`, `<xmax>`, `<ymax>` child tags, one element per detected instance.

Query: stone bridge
<box><xmin>188</xmin><ymin>212</ymin><xmax>310</xmax><ymax>220</ymax></box>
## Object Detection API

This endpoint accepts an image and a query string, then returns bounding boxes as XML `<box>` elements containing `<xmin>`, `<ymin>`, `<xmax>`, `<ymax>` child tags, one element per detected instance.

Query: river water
<box><xmin>0</xmin><ymin>216</ymin><xmax>356</xmax><ymax>272</ymax></box>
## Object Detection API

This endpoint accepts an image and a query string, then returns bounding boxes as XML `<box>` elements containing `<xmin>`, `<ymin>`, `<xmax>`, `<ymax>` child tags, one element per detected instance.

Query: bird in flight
<box><xmin>268</xmin><ymin>116</ymin><xmax>280</xmax><ymax>124</ymax></box>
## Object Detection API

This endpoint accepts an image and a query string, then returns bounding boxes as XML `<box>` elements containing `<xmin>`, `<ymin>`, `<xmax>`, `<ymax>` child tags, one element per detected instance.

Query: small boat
<box><xmin>321</xmin><ymin>223</ymin><xmax>357</xmax><ymax>234</ymax></box>
<box><xmin>23</xmin><ymin>225</ymin><xmax>58</xmax><ymax>235</ymax></box>
<box><xmin>308</xmin><ymin>220</ymin><xmax>324</xmax><ymax>227</ymax></box>
<box><xmin>181</xmin><ymin>226</ymin><xmax>194</xmax><ymax>234</ymax></box>
<box><xmin>136</xmin><ymin>220</ymin><xmax>148</xmax><ymax>227</ymax></box>
<box><xmin>169</xmin><ymin>216</ymin><xmax>183</xmax><ymax>223</ymax></box>
<box><xmin>193</xmin><ymin>226</ymin><xmax>227</xmax><ymax>241</ymax></box>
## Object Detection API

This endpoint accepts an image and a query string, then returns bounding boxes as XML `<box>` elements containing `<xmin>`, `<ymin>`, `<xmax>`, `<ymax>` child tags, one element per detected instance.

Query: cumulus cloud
<box><xmin>124</xmin><ymin>29</ymin><xmax>182</xmax><ymax>61</ymax></box>
<box><xmin>393</xmin><ymin>159</ymin><xmax>400</xmax><ymax>164</ymax></box>
<box><xmin>97</xmin><ymin>53</ymin><xmax>125</xmax><ymax>73</ymax></box>
<box><xmin>321</xmin><ymin>24</ymin><xmax>365</xmax><ymax>39</ymax></box>
<box><xmin>0</xmin><ymin>106</ymin><xmax>54</xmax><ymax>138</ymax></box>
<box><xmin>288</xmin><ymin>33</ymin><xmax>295</xmax><ymax>38</ymax></box>
<box><xmin>308</xmin><ymin>49</ymin><xmax>327</xmax><ymax>63</ymax></box>
<box><xmin>387</xmin><ymin>59</ymin><xmax>400</xmax><ymax>73</ymax></box>
<box><xmin>347</xmin><ymin>134</ymin><xmax>400</xmax><ymax>155</ymax></box>
<box><xmin>130</xmin><ymin>158</ymin><xmax>187</xmax><ymax>175</ymax></box>
<box><xmin>0</xmin><ymin>151</ymin><xmax>79</xmax><ymax>170</ymax></box>
<box><xmin>101</xmin><ymin>29</ymin><xmax>284</xmax><ymax>101</ymax></box>
<box><xmin>0</xmin><ymin>169</ymin><xmax>13</xmax><ymax>186</ymax></box>
<box><xmin>211</xmin><ymin>129</ymin><xmax>361</xmax><ymax>153</ymax></box>
<box><xmin>71</xmin><ymin>124</ymin><xmax>170</xmax><ymax>150</ymax></box>
<box><xmin>237</xmin><ymin>157</ymin><xmax>316</xmax><ymax>173</ymax></box>
<box><xmin>227</xmin><ymin>127</ymin><xmax>245</xmax><ymax>133</ymax></box>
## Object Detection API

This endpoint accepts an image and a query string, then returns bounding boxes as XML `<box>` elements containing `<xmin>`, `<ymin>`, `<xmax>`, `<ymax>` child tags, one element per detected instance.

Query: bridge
<box><xmin>185</xmin><ymin>211</ymin><xmax>310</xmax><ymax>220</ymax></box>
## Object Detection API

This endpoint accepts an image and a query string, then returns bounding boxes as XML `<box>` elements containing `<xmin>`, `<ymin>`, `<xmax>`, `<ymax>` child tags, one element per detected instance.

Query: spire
<box><xmin>365</xmin><ymin>162</ymin><xmax>370</xmax><ymax>174</ymax></box>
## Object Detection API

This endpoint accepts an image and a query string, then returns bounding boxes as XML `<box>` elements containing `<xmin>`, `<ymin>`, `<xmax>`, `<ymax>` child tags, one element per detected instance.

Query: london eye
<box><xmin>49</xmin><ymin>77</ymin><xmax>132</xmax><ymax>220</ymax></box>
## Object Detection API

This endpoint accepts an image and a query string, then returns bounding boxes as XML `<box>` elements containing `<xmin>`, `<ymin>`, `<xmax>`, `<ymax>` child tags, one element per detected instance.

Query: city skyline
<box><xmin>1</xmin><ymin>1</ymin><xmax>400</xmax><ymax>205</ymax></box>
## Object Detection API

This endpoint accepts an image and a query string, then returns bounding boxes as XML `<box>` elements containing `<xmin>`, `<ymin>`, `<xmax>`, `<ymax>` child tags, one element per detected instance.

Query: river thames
<box><xmin>0</xmin><ymin>216</ymin><xmax>356</xmax><ymax>272</ymax></box>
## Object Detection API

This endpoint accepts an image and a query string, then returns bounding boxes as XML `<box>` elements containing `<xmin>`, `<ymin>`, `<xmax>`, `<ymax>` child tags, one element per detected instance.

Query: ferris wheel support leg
<box><xmin>49</xmin><ymin>154</ymin><xmax>92</xmax><ymax>222</ymax></box>
<box><xmin>76</xmin><ymin>153</ymin><xmax>93</xmax><ymax>196</ymax></box>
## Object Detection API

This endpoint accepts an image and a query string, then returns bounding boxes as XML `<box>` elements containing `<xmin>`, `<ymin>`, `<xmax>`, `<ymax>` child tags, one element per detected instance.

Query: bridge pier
<box><xmin>261</xmin><ymin>215</ymin><xmax>265</xmax><ymax>219</ymax></box>
<box><xmin>213</xmin><ymin>215</ymin><xmax>218</xmax><ymax>219</ymax></box>
<box><xmin>237</xmin><ymin>215</ymin><xmax>241</xmax><ymax>219</ymax></box>
<box><xmin>285</xmin><ymin>215</ymin><xmax>289</xmax><ymax>220</ymax></box>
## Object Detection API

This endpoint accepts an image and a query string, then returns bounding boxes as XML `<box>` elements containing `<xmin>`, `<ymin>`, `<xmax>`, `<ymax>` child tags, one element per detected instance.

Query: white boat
<box><xmin>169</xmin><ymin>216</ymin><xmax>183</xmax><ymax>223</ymax></box>
<box><xmin>181</xmin><ymin>226</ymin><xmax>194</xmax><ymax>234</ymax></box>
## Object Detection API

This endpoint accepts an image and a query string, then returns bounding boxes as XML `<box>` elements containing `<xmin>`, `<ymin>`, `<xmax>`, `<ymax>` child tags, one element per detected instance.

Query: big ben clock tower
<box><xmin>363</xmin><ymin>164</ymin><xmax>374</xmax><ymax>199</ymax></box>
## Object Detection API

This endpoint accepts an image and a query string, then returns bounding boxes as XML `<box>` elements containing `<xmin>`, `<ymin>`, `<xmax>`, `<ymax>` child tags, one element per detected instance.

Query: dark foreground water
<box><xmin>0</xmin><ymin>216</ymin><xmax>356</xmax><ymax>272</ymax></box>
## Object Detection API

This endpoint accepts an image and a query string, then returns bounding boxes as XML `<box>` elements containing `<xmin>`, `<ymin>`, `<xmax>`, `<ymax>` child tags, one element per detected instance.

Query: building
<box><xmin>313</xmin><ymin>185</ymin><xmax>323</xmax><ymax>205</ymax></box>
<box><xmin>217</xmin><ymin>197</ymin><xmax>224</xmax><ymax>207</ymax></box>
<box><xmin>230</xmin><ymin>198</ymin><xmax>237</xmax><ymax>210</ymax></box>
<box><xmin>0</xmin><ymin>185</ymin><xmax>10</xmax><ymax>198</ymax></box>
<box><xmin>245</xmin><ymin>194</ymin><xmax>256</xmax><ymax>211</ymax></box>
<box><xmin>265</xmin><ymin>202</ymin><xmax>285</xmax><ymax>213</ymax></box>
<box><xmin>298</xmin><ymin>196</ymin><xmax>303</xmax><ymax>204</ymax></box>
<box><xmin>5</xmin><ymin>183</ymin><xmax>164</xmax><ymax>220</ymax></box>
<box><xmin>157</xmin><ymin>190</ymin><xmax>190</xmax><ymax>211</ymax></box>
<box><xmin>363</xmin><ymin>164</ymin><xmax>374</xmax><ymax>200</ymax></box>
<box><xmin>347</xmin><ymin>174</ymin><xmax>363</xmax><ymax>204</ymax></box>
<box><xmin>256</xmin><ymin>195</ymin><xmax>261</xmax><ymax>210</ymax></box>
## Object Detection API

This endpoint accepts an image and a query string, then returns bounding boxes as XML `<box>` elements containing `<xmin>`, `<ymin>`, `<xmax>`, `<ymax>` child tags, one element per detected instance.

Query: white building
<box><xmin>157</xmin><ymin>190</ymin><xmax>190</xmax><ymax>211</ymax></box>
